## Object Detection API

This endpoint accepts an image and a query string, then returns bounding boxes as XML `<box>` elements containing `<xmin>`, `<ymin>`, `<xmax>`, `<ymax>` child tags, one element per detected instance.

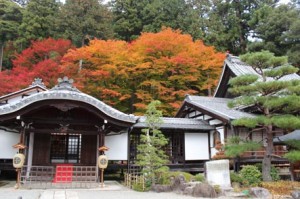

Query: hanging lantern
<box><xmin>13</xmin><ymin>153</ymin><xmax>25</xmax><ymax>169</ymax></box>
<box><xmin>97</xmin><ymin>155</ymin><xmax>108</xmax><ymax>169</ymax></box>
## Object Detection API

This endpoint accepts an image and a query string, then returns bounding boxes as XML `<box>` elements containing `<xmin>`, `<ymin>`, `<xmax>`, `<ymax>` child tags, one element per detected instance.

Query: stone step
<box><xmin>40</xmin><ymin>190</ymin><xmax>79</xmax><ymax>199</ymax></box>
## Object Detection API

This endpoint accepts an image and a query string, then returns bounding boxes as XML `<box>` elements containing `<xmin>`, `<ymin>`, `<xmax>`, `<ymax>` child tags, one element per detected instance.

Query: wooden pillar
<box><xmin>15</xmin><ymin>125</ymin><xmax>26</xmax><ymax>189</ymax></box>
<box><xmin>224</xmin><ymin>124</ymin><xmax>228</xmax><ymax>139</ymax></box>
<box><xmin>96</xmin><ymin>134</ymin><xmax>99</xmax><ymax>181</ymax></box>
<box><xmin>26</xmin><ymin>132</ymin><xmax>34</xmax><ymax>179</ymax></box>
<box><xmin>208</xmin><ymin>131</ymin><xmax>211</xmax><ymax>159</ymax></box>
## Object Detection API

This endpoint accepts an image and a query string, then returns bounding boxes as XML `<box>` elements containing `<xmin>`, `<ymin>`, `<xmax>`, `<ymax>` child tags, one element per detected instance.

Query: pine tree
<box><xmin>228</xmin><ymin>50</ymin><xmax>300</xmax><ymax>181</ymax></box>
<box><xmin>136</xmin><ymin>100</ymin><xmax>169</xmax><ymax>185</ymax></box>
<box><xmin>284</xmin><ymin>140</ymin><xmax>300</xmax><ymax>163</ymax></box>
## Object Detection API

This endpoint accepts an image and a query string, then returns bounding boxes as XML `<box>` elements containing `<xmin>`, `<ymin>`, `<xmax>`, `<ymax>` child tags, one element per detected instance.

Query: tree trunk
<box><xmin>234</xmin><ymin>0</ymin><xmax>247</xmax><ymax>53</ymax></box>
<box><xmin>262</xmin><ymin>125</ymin><xmax>273</xmax><ymax>181</ymax></box>
<box><xmin>0</xmin><ymin>43</ymin><xmax>4</xmax><ymax>72</ymax></box>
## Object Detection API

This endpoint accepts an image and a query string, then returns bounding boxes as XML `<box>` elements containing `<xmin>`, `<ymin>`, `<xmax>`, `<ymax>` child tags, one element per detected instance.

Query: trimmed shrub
<box><xmin>230</xmin><ymin>171</ymin><xmax>243</xmax><ymax>184</ymax></box>
<box><xmin>255</xmin><ymin>163</ymin><xmax>280</xmax><ymax>181</ymax></box>
<box><xmin>194</xmin><ymin>173</ymin><xmax>205</xmax><ymax>182</ymax></box>
<box><xmin>239</xmin><ymin>165</ymin><xmax>262</xmax><ymax>186</ymax></box>
<box><xmin>132</xmin><ymin>183</ymin><xmax>146</xmax><ymax>192</ymax></box>
<box><xmin>156</xmin><ymin>171</ymin><xmax>195</xmax><ymax>185</ymax></box>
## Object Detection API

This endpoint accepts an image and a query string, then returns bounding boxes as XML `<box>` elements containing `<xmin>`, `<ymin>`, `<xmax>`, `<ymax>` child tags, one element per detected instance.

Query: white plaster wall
<box><xmin>185</xmin><ymin>133</ymin><xmax>209</xmax><ymax>160</ymax></box>
<box><xmin>0</xmin><ymin>130</ymin><xmax>19</xmax><ymax>159</ymax></box>
<box><xmin>105</xmin><ymin>133</ymin><xmax>128</xmax><ymax>160</ymax></box>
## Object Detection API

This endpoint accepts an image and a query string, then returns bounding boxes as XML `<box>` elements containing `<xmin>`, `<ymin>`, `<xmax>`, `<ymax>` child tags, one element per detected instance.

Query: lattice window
<box><xmin>50</xmin><ymin>133</ymin><xmax>81</xmax><ymax>163</ymax></box>
<box><xmin>130</xmin><ymin>132</ymin><xmax>184</xmax><ymax>164</ymax></box>
<box><xmin>129</xmin><ymin>133</ymin><xmax>140</xmax><ymax>164</ymax></box>
<box><xmin>168</xmin><ymin>132</ymin><xmax>184</xmax><ymax>164</ymax></box>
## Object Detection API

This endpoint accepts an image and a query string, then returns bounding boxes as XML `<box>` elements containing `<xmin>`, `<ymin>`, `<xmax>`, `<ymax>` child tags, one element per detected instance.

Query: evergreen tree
<box><xmin>56</xmin><ymin>0</ymin><xmax>113</xmax><ymax>47</ymax></box>
<box><xmin>11</xmin><ymin>0</ymin><xmax>28</xmax><ymax>7</ymax></box>
<box><xmin>111</xmin><ymin>0</ymin><xmax>200</xmax><ymax>41</ymax></box>
<box><xmin>136</xmin><ymin>100</ymin><xmax>169</xmax><ymax>185</ymax></box>
<box><xmin>284</xmin><ymin>140</ymin><xmax>300</xmax><ymax>163</ymax></box>
<box><xmin>228</xmin><ymin>51</ymin><xmax>300</xmax><ymax>181</ymax></box>
<box><xmin>200</xmin><ymin>0</ymin><xmax>279</xmax><ymax>55</ymax></box>
<box><xmin>248</xmin><ymin>4</ymin><xmax>300</xmax><ymax>68</ymax></box>
<box><xmin>0</xmin><ymin>0</ymin><xmax>23</xmax><ymax>71</ymax></box>
<box><xmin>225</xmin><ymin>136</ymin><xmax>261</xmax><ymax>171</ymax></box>
<box><xmin>17</xmin><ymin>0</ymin><xmax>59</xmax><ymax>47</ymax></box>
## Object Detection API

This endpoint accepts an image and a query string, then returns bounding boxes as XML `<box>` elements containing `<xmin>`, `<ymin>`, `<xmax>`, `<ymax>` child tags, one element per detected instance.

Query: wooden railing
<box><xmin>240</xmin><ymin>150</ymin><xmax>288</xmax><ymax>158</ymax></box>
<box><xmin>20</xmin><ymin>165</ymin><xmax>98</xmax><ymax>188</ymax></box>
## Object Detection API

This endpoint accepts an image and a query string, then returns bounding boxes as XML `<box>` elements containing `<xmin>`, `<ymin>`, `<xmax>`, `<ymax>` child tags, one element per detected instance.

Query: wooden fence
<box><xmin>124</xmin><ymin>173</ymin><xmax>145</xmax><ymax>191</ymax></box>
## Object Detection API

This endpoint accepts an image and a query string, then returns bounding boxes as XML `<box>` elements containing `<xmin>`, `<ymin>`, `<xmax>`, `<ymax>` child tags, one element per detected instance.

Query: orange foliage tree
<box><xmin>0</xmin><ymin>38</ymin><xmax>73</xmax><ymax>95</ymax></box>
<box><xmin>61</xmin><ymin>28</ymin><xmax>225</xmax><ymax>115</ymax></box>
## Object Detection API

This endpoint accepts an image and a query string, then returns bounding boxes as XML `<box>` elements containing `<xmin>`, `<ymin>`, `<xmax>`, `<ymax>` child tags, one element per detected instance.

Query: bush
<box><xmin>155</xmin><ymin>166</ymin><xmax>170</xmax><ymax>185</ymax></box>
<box><xmin>156</xmin><ymin>171</ymin><xmax>195</xmax><ymax>185</ymax></box>
<box><xmin>230</xmin><ymin>171</ymin><xmax>243</xmax><ymax>184</ymax></box>
<box><xmin>239</xmin><ymin>165</ymin><xmax>262</xmax><ymax>186</ymax></box>
<box><xmin>255</xmin><ymin>163</ymin><xmax>280</xmax><ymax>181</ymax></box>
<box><xmin>214</xmin><ymin>185</ymin><xmax>222</xmax><ymax>194</ymax></box>
<box><xmin>194</xmin><ymin>173</ymin><xmax>205</xmax><ymax>182</ymax></box>
<box><xmin>132</xmin><ymin>183</ymin><xmax>146</xmax><ymax>192</ymax></box>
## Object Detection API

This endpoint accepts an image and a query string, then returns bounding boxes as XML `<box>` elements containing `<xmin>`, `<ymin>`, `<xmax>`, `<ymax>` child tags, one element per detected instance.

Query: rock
<box><xmin>291</xmin><ymin>191</ymin><xmax>300</xmax><ymax>199</ymax></box>
<box><xmin>151</xmin><ymin>184</ymin><xmax>172</xmax><ymax>193</ymax></box>
<box><xmin>170</xmin><ymin>174</ymin><xmax>187</xmax><ymax>193</ymax></box>
<box><xmin>183</xmin><ymin>186</ymin><xmax>194</xmax><ymax>195</ymax></box>
<box><xmin>249</xmin><ymin>187</ymin><xmax>272</xmax><ymax>199</ymax></box>
<box><xmin>151</xmin><ymin>174</ymin><xmax>187</xmax><ymax>193</ymax></box>
<box><xmin>192</xmin><ymin>183</ymin><xmax>218</xmax><ymax>198</ymax></box>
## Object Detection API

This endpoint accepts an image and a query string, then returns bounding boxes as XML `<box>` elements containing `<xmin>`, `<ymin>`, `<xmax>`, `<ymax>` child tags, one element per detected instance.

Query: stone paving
<box><xmin>0</xmin><ymin>180</ymin><xmax>244</xmax><ymax>199</ymax></box>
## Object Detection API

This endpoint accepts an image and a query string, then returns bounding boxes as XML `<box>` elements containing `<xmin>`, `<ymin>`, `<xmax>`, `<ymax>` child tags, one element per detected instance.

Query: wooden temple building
<box><xmin>0</xmin><ymin>55</ymin><xmax>299</xmax><ymax>185</ymax></box>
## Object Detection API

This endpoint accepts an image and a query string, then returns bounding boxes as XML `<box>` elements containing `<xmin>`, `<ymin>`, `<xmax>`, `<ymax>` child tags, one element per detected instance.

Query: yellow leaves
<box><xmin>60</xmin><ymin>28</ymin><xmax>225</xmax><ymax>115</ymax></box>
<box><xmin>261</xmin><ymin>181</ymin><xmax>300</xmax><ymax>195</ymax></box>
<box><xmin>119</xmin><ymin>94</ymin><xmax>131</xmax><ymax>101</ymax></box>
<box><xmin>101</xmin><ymin>88</ymin><xmax>121</xmax><ymax>98</ymax></box>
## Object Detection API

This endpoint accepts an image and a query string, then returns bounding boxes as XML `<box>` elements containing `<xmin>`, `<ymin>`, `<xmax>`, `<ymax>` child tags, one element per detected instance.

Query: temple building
<box><xmin>0</xmin><ymin>54</ymin><xmax>299</xmax><ymax>185</ymax></box>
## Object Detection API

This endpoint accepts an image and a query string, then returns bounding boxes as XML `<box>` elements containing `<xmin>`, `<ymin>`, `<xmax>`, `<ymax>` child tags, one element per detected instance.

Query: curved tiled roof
<box><xmin>0</xmin><ymin>77</ymin><xmax>137</xmax><ymax>124</ymax></box>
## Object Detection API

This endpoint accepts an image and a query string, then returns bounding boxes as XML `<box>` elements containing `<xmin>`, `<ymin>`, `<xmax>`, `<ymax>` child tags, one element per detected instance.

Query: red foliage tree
<box><xmin>0</xmin><ymin>38</ymin><xmax>73</xmax><ymax>95</ymax></box>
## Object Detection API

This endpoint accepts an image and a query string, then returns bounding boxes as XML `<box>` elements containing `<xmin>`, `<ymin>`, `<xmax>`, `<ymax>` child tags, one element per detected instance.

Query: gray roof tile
<box><xmin>226</xmin><ymin>55</ymin><xmax>300</xmax><ymax>81</ymax></box>
<box><xmin>134</xmin><ymin>116</ymin><xmax>214</xmax><ymax>130</ymax></box>
<box><xmin>186</xmin><ymin>95</ymin><xmax>256</xmax><ymax>120</ymax></box>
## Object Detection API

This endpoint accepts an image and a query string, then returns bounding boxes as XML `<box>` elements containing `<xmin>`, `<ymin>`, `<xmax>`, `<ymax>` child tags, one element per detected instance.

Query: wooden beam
<box><xmin>23</xmin><ymin>117</ymin><xmax>102</xmax><ymax>126</ymax></box>
<box><xmin>190</xmin><ymin>113</ymin><xmax>204</xmax><ymax>119</ymax></box>
<box><xmin>185</xmin><ymin>101</ymin><xmax>229</xmax><ymax>123</ymax></box>
<box><xmin>27</xmin><ymin>128</ymin><xmax>100</xmax><ymax>135</ymax></box>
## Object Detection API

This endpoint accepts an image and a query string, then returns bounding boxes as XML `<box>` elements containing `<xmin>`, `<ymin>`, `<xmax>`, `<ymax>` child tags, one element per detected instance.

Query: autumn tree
<box><xmin>0</xmin><ymin>38</ymin><xmax>73</xmax><ymax>95</ymax></box>
<box><xmin>61</xmin><ymin>28</ymin><xmax>225</xmax><ymax>115</ymax></box>
<box><xmin>228</xmin><ymin>51</ymin><xmax>300</xmax><ymax>181</ymax></box>
<box><xmin>136</xmin><ymin>100</ymin><xmax>168</xmax><ymax>186</ymax></box>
